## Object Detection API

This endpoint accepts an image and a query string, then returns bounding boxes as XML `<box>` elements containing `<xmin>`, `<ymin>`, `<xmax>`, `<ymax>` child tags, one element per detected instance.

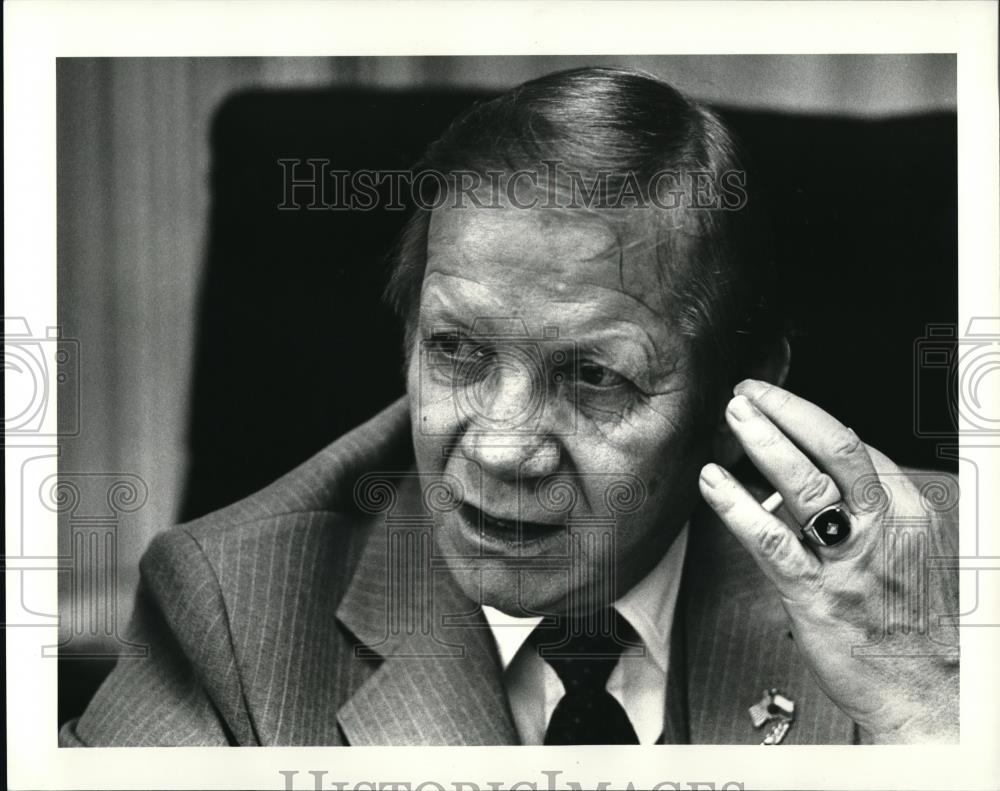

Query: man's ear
<box><xmin>770</xmin><ymin>336</ymin><xmax>791</xmax><ymax>389</ymax></box>
<box><xmin>712</xmin><ymin>337</ymin><xmax>791</xmax><ymax>466</ymax></box>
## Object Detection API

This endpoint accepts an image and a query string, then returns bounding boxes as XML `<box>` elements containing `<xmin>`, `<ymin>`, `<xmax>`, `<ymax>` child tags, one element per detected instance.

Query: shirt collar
<box><xmin>481</xmin><ymin>606</ymin><xmax>543</xmax><ymax>669</ymax></box>
<box><xmin>614</xmin><ymin>523</ymin><xmax>688</xmax><ymax>673</ymax></box>
<box><xmin>482</xmin><ymin>523</ymin><xmax>689</xmax><ymax>673</ymax></box>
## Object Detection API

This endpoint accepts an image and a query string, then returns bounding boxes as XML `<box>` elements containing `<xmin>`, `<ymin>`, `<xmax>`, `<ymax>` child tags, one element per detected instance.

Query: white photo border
<box><xmin>5</xmin><ymin>2</ymin><xmax>999</xmax><ymax>790</ymax></box>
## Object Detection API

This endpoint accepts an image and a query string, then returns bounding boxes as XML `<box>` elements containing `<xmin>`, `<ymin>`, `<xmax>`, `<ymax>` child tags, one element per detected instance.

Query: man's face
<box><xmin>408</xmin><ymin>200</ymin><xmax>717</xmax><ymax>615</ymax></box>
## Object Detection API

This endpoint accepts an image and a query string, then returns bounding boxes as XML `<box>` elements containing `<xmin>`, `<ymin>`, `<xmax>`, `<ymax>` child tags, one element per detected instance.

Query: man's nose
<box><xmin>460</xmin><ymin>365</ymin><xmax>562</xmax><ymax>480</ymax></box>
<box><xmin>462</xmin><ymin>434</ymin><xmax>561</xmax><ymax>480</ymax></box>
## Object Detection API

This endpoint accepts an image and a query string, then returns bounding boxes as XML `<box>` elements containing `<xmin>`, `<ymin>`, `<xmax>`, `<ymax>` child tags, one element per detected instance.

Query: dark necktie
<box><xmin>533</xmin><ymin>608</ymin><xmax>641</xmax><ymax>745</ymax></box>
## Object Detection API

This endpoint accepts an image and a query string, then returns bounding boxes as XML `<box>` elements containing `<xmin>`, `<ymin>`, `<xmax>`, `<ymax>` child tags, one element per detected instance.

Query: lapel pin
<box><xmin>748</xmin><ymin>688</ymin><xmax>795</xmax><ymax>745</ymax></box>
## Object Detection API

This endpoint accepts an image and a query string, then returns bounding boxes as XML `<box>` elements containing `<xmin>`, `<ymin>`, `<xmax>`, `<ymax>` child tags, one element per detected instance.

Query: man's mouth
<box><xmin>457</xmin><ymin>502</ymin><xmax>566</xmax><ymax>550</ymax></box>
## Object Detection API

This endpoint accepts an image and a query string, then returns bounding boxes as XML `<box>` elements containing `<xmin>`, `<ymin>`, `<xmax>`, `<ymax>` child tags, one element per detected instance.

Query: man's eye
<box><xmin>427</xmin><ymin>334</ymin><xmax>495</xmax><ymax>366</ymax></box>
<box><xmin>427</xmin><ymin>333</ymin><xmax>462</xmax><ymax>358</ymax></box>
<box><xmin>577</xmin><ymin>361</ymin><xmax>628</xmax><ymax>389</ymax></box>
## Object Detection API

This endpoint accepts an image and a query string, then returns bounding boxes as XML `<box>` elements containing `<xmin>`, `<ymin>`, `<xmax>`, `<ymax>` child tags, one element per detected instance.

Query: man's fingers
<box><xmin>734</xmin><ymin>380</ymin><xmax>879</xmax><ymax>514</ymax></box>
<box><xmin>699</xmin><ymin>462</ymin><xmax>821</xmax><ymax>592</ymax></box>
<box><xmin>725</xmin><ymin>394</ymin><xmax>841</xmax><ymax>526</ymax></box>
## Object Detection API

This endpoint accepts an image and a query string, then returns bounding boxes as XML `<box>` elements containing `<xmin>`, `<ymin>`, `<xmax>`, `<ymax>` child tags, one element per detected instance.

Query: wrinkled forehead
<box><xmin>425</xmin><ymin>201</ymin><xmax>683</xmax><ymax>314</ymax></box>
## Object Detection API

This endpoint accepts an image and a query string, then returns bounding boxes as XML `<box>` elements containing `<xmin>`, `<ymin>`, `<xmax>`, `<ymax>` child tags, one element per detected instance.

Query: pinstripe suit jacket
<box><xmin>59</xmin><ymin>396</ymin><xmax>958</xmax><ymax>746</ymax></box>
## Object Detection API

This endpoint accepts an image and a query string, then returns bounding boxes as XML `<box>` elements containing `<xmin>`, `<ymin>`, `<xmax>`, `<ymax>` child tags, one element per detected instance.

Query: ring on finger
<box><xmin>801</xmin><ymin>503</ymin><xmax>852</xmax><ymax>547</ymax></box>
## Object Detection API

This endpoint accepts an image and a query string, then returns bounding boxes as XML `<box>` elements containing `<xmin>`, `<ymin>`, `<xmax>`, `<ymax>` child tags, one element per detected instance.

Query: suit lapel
<box><xmin>335</xmin><ymin>474</ymin><xmax>517</xmax><ymax>745</ymax></box>
<box><xmin>660</xmin><ymin>595</ymin><xmax>691</xmax><ymax>744</ymax></box>
<box><xmin>678</xmin><ymin>499</ymin><xmax>855</xmax><ymax>744</ymax></box>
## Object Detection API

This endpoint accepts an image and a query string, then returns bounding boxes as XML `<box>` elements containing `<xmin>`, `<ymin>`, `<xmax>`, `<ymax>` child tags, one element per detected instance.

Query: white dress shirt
<box><xmin>482</xmin><ymin>524</ymin><xmax>689</xmax><ymax>744</ymax></box>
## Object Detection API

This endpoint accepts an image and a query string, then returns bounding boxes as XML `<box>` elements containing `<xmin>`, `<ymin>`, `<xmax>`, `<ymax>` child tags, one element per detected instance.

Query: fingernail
<box><xmin>727</xmin><ymin>394</ymin><xmax>755</xmax><ymax>421</ymax></box>
<box><xmin>733</xmin><ymin>378</ymin><xmax>765</xmax><ymax>397</ymax></box>
<box><xmin>700</xmin><ymin>463</ymin><xmax>726</xmax><ymax>487</ymax></box>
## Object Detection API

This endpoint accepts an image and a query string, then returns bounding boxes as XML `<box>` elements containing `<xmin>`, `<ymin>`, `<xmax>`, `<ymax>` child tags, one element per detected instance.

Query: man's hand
<box><xmin>698</xmin><ymin>379</ymin><xmax>959</xmax><ymax>743</ymax></box>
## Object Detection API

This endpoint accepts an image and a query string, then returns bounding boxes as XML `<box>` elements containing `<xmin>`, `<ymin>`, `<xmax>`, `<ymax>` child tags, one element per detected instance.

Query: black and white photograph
<box><xmin>5</xmin><ymin>2</ymin><xmax>999</xmax><ymax>790</ymax></box>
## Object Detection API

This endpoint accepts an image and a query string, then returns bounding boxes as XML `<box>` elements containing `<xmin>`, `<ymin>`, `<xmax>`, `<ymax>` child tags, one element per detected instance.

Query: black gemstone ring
<box><xmin>801</xmin><ymin>504</ymin><xmax>852</xmax><ymax>547</ymax></box>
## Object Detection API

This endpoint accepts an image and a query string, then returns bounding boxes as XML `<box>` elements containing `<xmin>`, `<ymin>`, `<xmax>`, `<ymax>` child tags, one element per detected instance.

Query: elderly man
<box><xmin>60</xmin><ymin>67</ymin><xmax>958</xmax><ymax>746</ymax></box>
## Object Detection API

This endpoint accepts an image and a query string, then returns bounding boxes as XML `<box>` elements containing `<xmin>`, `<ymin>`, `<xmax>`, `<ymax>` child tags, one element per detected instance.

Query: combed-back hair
<box><xmin>384</xmin><ymin>66</ymin><xmax>784</xmax><ymax>416</ymax></box>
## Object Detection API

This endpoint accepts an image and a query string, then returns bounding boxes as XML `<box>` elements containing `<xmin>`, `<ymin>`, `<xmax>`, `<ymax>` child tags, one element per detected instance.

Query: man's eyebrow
<box><xmin>418</xmin><ymin>306</ymin><xmax>473</xmax><ymax>332</ymax></box>
<box><xmin>417</xmin><ymin>298</ymin><xmax>501</xmax><ymax>336</ymax></box>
